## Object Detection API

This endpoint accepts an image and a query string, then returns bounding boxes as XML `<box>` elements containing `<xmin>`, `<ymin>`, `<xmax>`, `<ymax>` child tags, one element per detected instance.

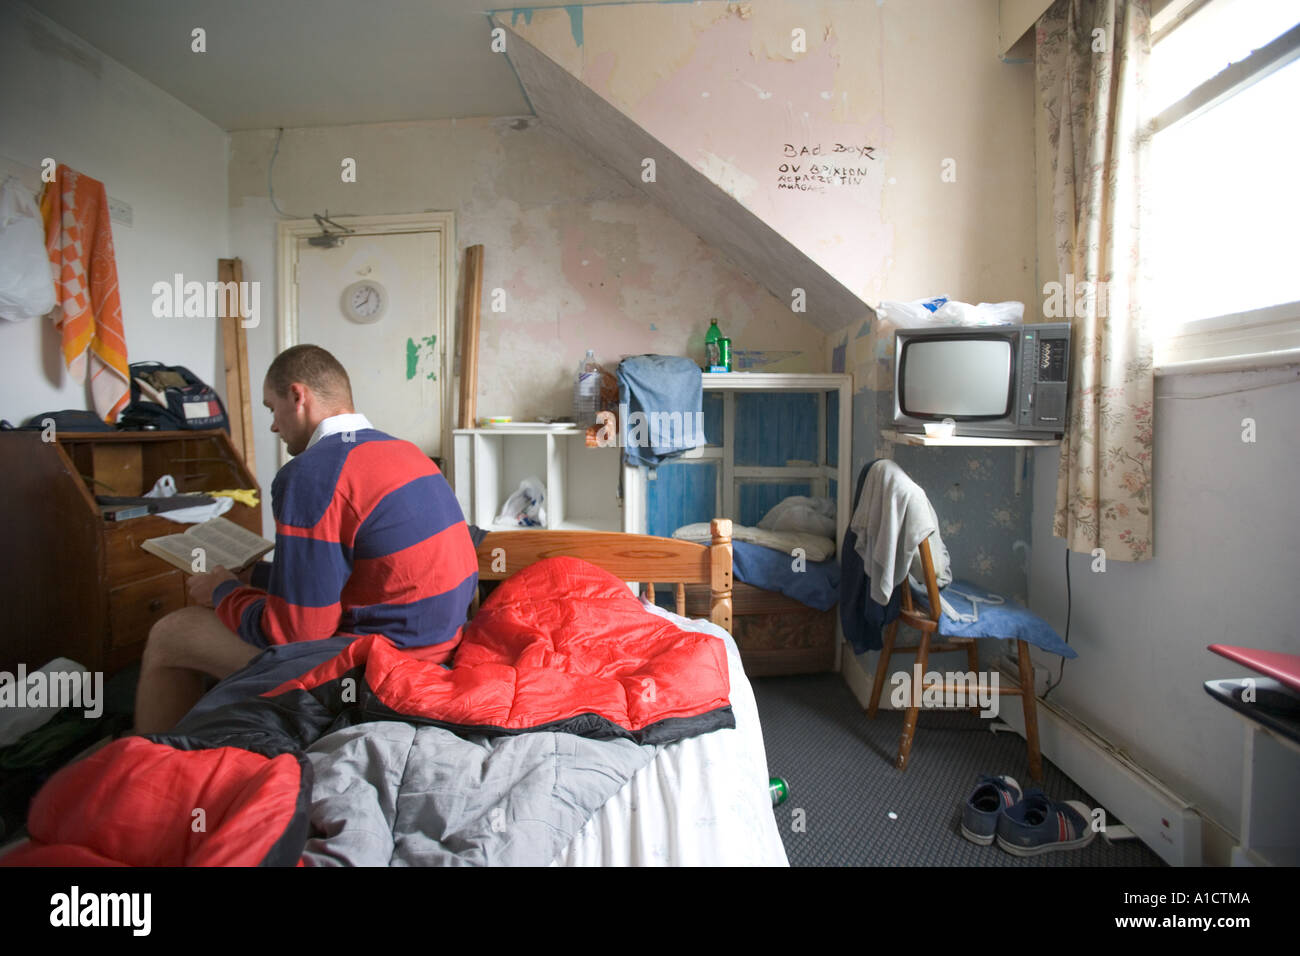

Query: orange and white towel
<box><xmin>40</xmin><ymin>164</ymin><xmax>131</xmax><ymax>422</ymax></box>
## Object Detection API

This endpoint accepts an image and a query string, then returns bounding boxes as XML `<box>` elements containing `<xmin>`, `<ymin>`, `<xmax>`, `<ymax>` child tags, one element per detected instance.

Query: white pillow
<box><xmin>757</xmin><ymin>496</ymin><xmax>837</xmax><ymax>538</ymax></box>
<box><xmin>672</xmin><ymin>522</ymin><xmax>837</xmax><ymax>563</ymax></box>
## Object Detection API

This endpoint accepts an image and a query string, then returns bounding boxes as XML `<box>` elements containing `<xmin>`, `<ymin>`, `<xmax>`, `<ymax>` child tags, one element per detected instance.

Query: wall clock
<box><xmin>341</xmin><ymin>279</ymin><xmax>387</xmax><ymax>324</ymax></box>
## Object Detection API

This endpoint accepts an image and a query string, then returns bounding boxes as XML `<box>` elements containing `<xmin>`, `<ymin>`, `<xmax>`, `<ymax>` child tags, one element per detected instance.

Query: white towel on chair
<box><xmin>850</xmin><ymin>459</ymin><xmax>952</xmax><ymax>606</ymax></box>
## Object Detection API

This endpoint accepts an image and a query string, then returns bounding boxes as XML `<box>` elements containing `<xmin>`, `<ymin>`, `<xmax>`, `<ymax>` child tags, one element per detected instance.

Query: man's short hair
<box><xmin>266</xmin><ymin>344</ymin><xmax>353</xmax><ymax>407</ymax></box>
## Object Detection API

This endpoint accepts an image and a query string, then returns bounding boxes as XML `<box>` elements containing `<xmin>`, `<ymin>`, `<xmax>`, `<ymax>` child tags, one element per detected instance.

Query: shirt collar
<box><xmin>307</xmin><ymin>412</ymin><xmax>374</xmax><ymax>451</ymax></box>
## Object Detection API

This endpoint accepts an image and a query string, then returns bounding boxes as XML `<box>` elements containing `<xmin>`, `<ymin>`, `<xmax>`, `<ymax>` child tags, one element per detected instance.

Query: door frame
<box><xmin>275</xmin><ymin>211</ymin><xmax>457</xmax><ymax>465</ymax></box>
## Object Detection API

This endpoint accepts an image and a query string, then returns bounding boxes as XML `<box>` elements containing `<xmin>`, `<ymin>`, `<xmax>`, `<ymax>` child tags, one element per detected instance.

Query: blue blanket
<box><xmin>911</xmin><ymin>578</ymin><xmax>1077</xmax><ymax>659</ymax></box>
<box><xmin>733</xmin><ymin>540</ymin><xmax>839</xmax><ymax>611</ymax></box>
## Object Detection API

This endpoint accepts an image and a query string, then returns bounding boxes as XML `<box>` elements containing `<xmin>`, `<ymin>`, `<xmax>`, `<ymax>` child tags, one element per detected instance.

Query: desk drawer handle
<box><xmin>148</xmin><ymin>598</ymin><xmax>165</xmax><ymax>613</ymax></box>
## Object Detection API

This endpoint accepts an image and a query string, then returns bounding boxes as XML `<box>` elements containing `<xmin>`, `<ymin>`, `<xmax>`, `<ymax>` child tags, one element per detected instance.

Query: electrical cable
<box><xmin>1033</xmin><ymin>371</ymin><xmax>1296</xmax><ymax>702</ymax></box>
<box><xmin>267</xmin><ymin>127</ymin><xmax>308</xmax><ymax>219</ymax></box>
<box><xmin>1041</xmin><ymin>546</ymin><xmax>1071</xmax><ymax>700</ymax></box>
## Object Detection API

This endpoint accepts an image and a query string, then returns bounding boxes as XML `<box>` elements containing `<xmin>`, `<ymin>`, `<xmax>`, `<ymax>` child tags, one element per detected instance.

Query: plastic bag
<box><xmin>0</xmin><ymin>177</ymin><xmax>56</xmax><ymax>323</ymax></box>
<box><xmin>879</xmin><ymin>295</ymin><xmax>1023</xmax><ymax>329</ymax></box>
<box><xmin>931</xmin><ymin>300</ymin><xmax>1023</xmax><ymax>326</ymax></box>
<box><xmin>496</xmin><ymin>476</ymin><xmax>547</xmax><ymax>528</ymax></box>
<box><xmin>875</xmin><ymin>296</ymin><xmax>950</xmax><ymax>327</ymax></box>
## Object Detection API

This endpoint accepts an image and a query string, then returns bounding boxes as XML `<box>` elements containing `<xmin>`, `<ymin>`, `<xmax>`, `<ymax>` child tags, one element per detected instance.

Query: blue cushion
<box><xmin>910</xmin><ymin>578</ymin><xmax>1077</xmax><ymax>659</ymax></box>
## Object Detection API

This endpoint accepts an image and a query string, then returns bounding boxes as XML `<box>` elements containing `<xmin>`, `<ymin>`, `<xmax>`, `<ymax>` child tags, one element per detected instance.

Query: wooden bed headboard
<box><xmin>472</xmin><ymin>519</ymin><xmax>733</xmax><ymax>634</ymax></box>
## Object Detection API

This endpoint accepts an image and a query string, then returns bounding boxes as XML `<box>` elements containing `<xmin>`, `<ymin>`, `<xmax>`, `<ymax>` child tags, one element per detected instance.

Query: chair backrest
<box><xmin>859</xmin><ymin>460</ymin><xmax>944</xmax><ymax>624</ymax></box>
<box><xmin>903</xmin><ymin>537</ymin><xmax>944</xmax><ymax>626</ymax></box>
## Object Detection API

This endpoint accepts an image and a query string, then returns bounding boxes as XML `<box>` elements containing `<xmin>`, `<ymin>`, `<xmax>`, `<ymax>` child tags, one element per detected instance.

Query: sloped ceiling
<box><xmin>24</xmin><ymin>0</ymin><xmax>549</xmax><ymax>129</ymax></box>
<box><xmin>497</xmin><ymin>20</ymin><xmax>874</xmax><ymax>334</ymax></box>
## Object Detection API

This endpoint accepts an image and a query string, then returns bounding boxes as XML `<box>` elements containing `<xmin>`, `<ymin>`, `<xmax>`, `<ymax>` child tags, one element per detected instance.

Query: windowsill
<box><xmin>1155</xmin><ymin>347</ymin><xmax>1300</xmax><ymax>376</ymax></box>
<box><xmin>1154</xmin><ymin>301</ymin><xmax>1300</xmax><ymax>375</ymax></box>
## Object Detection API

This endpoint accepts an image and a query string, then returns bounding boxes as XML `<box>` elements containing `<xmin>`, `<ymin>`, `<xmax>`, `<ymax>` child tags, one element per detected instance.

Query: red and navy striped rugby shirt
<box><xmin>213</xmin><ymin>428</ymin><xmax>478</xmax><ymax>655</ymax></box>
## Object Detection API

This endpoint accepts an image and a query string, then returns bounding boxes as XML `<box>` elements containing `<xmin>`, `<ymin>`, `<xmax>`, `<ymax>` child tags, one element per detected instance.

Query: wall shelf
<box><xmin>881</xmin><ymin>428</ymin><xmax>1060</xmax><ymax>448</ymax></box>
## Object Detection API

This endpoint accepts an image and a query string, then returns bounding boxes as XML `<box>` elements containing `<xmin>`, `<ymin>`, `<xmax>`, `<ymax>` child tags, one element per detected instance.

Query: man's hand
<box><xmin>187</xmin><ymin>567</ymin><xmax>240</xmax><ymax>608</ymax></box>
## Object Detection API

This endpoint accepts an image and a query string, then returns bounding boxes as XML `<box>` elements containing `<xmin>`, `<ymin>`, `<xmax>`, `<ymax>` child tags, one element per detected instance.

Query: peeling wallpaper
<box><xmin>509</xmin><ymin>0</ymin><xmax>1036</xmax><ymax>311</ymax></box>
<box><xmin>226</xmin><ymin>117</ymin><xmax>824</xmax><ymax>457</ymax></box>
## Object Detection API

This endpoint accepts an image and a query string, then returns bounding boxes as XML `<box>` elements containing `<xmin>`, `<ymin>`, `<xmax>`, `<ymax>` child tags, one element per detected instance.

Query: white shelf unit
<box><xmin>451</xmin><ymin>427</ymin><xmax>627</xmax><ymax>532</ymax></box>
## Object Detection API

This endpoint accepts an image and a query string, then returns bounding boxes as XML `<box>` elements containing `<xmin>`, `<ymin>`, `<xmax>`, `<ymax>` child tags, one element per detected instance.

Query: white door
<box><xmin>293</xmin><ymin>230</ymin><xmax>444</xmax><ymax>456</ymax></box>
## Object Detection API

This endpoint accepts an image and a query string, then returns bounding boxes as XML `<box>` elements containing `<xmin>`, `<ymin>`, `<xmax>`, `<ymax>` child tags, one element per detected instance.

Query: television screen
<box><xmin>900</xmin><ymin>337</ymin><xmax>1013</xmax><ymax>418</ymax></box>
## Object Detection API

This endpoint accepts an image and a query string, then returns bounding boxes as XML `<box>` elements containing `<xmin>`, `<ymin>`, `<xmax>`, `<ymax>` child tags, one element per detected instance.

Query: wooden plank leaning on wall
<box><xmin>218</xmin><ymin>258</ymin><xmax>256</xmax><ymax>472</ymax></box>
<box><xmin>457</xmin><ymin>245</ymin><xmax>484</xmax><ymax>430</ymax></box>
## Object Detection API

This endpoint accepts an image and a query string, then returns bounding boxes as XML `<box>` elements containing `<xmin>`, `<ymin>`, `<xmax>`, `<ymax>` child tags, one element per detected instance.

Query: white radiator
<box><xmin>989</xmin><ymin>661</ymin><xmax>1204</xmax><ymax>867</ymax></box>
<box><xmin>839</xmin><ymin>647</ymin><xmax>1206</xmax><ymax>866</ymax></box>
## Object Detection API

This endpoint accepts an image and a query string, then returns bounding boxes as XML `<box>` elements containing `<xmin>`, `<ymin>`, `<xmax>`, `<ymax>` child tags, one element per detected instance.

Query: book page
<box><xmin>140</xmin><ymin>535</ymin><xmax>203</xmax><ymax>573</ymax></box>
<box><xmin>141</xmin><ymin>517</ymin><xmax>273</xmax><ymax>573</ymax></box>
<box><xmin>187</xmin><ymin>517</ymin><xmax>273</xmax><ymax>569</ymax></box>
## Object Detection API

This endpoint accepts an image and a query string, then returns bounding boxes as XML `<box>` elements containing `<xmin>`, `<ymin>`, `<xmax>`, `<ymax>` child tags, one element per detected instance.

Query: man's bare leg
<box><xmin>134</xmin><ymin>606</ymin><xmax>260</xmax><ymax>735</ymax></box>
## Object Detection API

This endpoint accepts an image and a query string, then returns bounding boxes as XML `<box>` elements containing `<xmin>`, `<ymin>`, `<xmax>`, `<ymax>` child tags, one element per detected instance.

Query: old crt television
<box><xmin>892</xmin><ymin>323</ymin><xmax>1071</xmax><ymax>438</ymax></box>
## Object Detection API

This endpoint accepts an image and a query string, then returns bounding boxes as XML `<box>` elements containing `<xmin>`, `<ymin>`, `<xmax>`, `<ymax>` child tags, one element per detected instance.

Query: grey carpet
<box><xmin>751</xmin><ymin>673</ymin><xmax>1165</xmax><ymax>867</ymax></box>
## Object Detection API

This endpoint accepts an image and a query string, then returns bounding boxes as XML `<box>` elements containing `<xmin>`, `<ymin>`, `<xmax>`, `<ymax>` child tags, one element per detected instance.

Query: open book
<box><xmin>141</xmin><ymin>516</ymin><xmax>273</xmax><ymax>574</ymax></box>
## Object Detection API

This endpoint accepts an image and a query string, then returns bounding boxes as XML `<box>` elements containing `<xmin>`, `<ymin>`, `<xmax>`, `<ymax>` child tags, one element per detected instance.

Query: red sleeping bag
<box><xmin>3</xmin><ymin>558</ymin><xmax>733</xmax><ymax>866</ymax></box>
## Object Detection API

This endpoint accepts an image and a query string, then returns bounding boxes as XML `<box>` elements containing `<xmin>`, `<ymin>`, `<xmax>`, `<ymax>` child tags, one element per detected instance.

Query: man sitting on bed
<box><xmin>134</xmin><ymin>344</ymin><xmax>479</xmax><ymax>734</ymax></box>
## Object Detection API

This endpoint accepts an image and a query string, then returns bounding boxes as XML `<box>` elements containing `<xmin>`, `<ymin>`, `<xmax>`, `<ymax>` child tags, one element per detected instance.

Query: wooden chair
<box><xmin>865</xmin><ymin>536</ymin><xmax>1043</xmax><ymax>781</ymax></box>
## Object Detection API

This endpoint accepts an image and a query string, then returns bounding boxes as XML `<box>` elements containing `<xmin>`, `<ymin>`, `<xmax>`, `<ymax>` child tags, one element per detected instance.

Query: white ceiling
<box><xmin>27</xmin><ymin>0</ymin><xmax>621</xmax><ymax>130</ymax></box>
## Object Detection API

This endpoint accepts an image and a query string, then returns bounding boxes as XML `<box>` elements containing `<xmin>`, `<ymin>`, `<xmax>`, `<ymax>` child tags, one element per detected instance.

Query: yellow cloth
<box><xmin>208</xmin><ymin>489</ymin><xmax>259</xmax><ymax>507</ymax></box>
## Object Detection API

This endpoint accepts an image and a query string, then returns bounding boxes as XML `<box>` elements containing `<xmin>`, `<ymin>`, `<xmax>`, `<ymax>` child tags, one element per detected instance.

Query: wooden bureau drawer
<box><xmin>104</xmin><ymin>515</ymin><xmax>191</xmax><ymax>585</ymax></box>
<box><xmin>108</xmin><ymin>572</ymin><xmax>185</xmax><ymax>648</ymax></box>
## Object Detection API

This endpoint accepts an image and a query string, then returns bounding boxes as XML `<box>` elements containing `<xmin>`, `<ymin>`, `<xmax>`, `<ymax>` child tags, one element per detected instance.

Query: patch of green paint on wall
<box><xmin>407</xmin><ymin>334</ymin><xmax>439</xmax><ymax>382</ymax></box>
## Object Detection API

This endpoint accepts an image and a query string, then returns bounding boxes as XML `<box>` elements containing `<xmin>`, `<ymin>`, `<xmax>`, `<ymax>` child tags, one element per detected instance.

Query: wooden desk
<box><xmin>0</xmin><ymin>430</ymin><xmax>262</xmax><ymax>675</ymax></box>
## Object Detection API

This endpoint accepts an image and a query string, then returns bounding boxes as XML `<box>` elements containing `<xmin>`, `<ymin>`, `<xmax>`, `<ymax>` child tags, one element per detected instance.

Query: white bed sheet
<box><xmin>551</xmin><ymin>601</ymin><xmax>789</xmax><ymax>866</ymax></box>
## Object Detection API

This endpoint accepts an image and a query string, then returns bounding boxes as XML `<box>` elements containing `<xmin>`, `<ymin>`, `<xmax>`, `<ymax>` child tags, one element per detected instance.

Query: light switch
<box><xmin>107</xmin><ymin>196</ymin><xmax>132</xmax><ymax>227</ymax></box>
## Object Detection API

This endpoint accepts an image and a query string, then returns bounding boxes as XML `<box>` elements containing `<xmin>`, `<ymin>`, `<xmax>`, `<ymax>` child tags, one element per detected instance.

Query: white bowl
<box><xmin>924</xmin><ymin>421</ymin><xmax>956</xmax><ymax>438</ymax></box>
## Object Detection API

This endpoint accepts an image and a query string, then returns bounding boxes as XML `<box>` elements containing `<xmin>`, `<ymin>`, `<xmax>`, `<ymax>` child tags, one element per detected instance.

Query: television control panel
<box><xmin>1018</xmin><ymin>323</ymin><xmax>1071</xmax><ymax>431</ymax></box>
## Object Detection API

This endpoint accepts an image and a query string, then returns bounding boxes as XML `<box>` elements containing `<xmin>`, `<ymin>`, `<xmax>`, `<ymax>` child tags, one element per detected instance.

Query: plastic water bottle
<box><xmin>705</xmin><ymin>318</ymin><xmax>722</xmax><ymax>368</ymax></box>
<box><xmin>573</xmin><ymin>350</ymin><xmax>600</xmax><ymax>427</ymax></box>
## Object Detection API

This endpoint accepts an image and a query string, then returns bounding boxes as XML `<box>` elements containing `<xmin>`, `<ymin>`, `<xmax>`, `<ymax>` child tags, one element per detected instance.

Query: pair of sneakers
<box><xmin>960</xmin><ymin>775</ymin><xmax>1095</xmax><ymax>856</ymax></box>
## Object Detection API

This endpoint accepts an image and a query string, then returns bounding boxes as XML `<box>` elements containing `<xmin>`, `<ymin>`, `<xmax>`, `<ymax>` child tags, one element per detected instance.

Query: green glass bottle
<box><xmin>705</xmin><ymin>318</ymin><xmax>722</xmax><ymax>368</ymax></box>
<box><xmin>769</xmin><ymin>776</ymin><xmax>789</xmax><ymax>807</ymax></box>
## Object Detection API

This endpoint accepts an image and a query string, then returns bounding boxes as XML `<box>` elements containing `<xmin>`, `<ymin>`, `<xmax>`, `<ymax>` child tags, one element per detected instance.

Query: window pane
<box><xmin>1147</xmin><ymin>56</ymin><xmax>1300</xmax><ymax>330</ymax></box>
<box><xmin>1149</xmin><ymin>0</ymin><xmax>1300</xmax><ymax>114</ymax></box>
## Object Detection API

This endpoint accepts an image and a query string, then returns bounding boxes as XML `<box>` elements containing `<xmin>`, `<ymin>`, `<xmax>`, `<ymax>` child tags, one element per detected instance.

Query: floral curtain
<box><xmin>1038</xmin><ymin>0</ymin><xmax>1155</xmax><ymax>562</ymax></box>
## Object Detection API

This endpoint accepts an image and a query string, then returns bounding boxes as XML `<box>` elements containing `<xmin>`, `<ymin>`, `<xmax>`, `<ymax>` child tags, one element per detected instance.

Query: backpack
<box><xmin>118</xmin><ymin>362</ymin><xmax>230</xmax><ymax>432</ymax></box>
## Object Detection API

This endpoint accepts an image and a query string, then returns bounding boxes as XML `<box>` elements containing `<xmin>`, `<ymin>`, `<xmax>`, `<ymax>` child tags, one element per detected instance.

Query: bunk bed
<box><xmin>625</xmin><ymin>372</ymin><xmax>853</xmax><ymax>675</ymax></box>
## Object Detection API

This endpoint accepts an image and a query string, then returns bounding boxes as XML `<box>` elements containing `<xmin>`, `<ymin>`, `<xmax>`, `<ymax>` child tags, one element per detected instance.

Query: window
<box><xmin>1145</xmin><ymin>0</ymin><xmax>1300</xmax><ymax>369</ymax></box>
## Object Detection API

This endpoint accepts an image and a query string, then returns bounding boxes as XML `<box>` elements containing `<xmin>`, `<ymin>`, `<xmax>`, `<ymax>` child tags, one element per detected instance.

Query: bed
<box><xmin>2</xmin><ymin>519</ymin><xmax>789</xmax><ymax>867</ymax></box>
<box><xmin>471</xmin><ymin>520</ymin><xmax>788</xmax><ymax>866</ymax></box>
